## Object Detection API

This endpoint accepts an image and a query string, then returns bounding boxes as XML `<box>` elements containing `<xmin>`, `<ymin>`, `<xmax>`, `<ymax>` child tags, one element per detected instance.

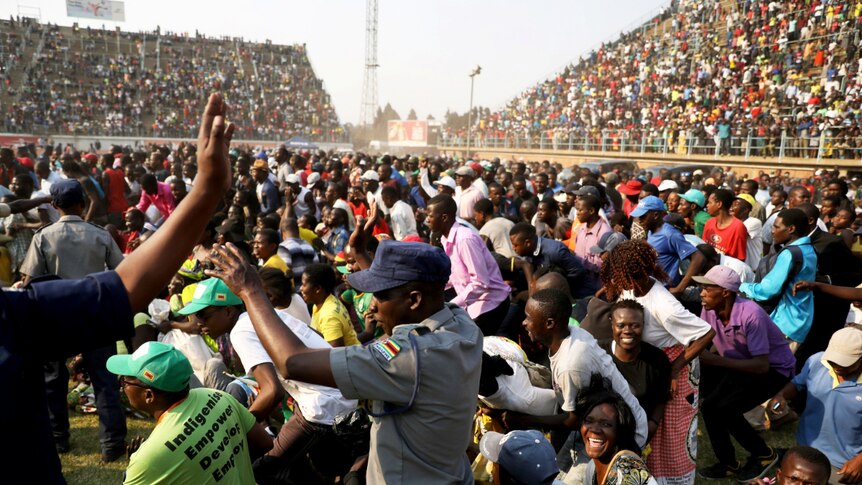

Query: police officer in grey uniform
<box><xmin>20</xmin><ymin>178</ymin><xmax>127</xmax><ymax>461</ymax></box>
<box><xmin>207</xmin><ymin>239</ymin><xmax>483</xmax><ymax>484</ymax></box>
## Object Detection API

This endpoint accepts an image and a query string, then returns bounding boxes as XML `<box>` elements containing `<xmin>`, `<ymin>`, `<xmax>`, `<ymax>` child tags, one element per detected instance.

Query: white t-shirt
<box><xmin>480</xmin><ymin>337</ymin><xmax>556</xmax><ymax>415</ymax></box>
<box><xmin>720</xmin><ymin>254</ymin><xmax>755</xmax><ymax>283</ymax></box>
<box><xmin>388</xmin><ymin>200</ymin><xmax>418</xmax><ymax>241</ymax></box>
<box><xmin>284</xmin><ymin>293</ymin><xmax>311</xmax><ymax>325</ymax></box>
<box><xmin>742</xmin><ymin>216</ymin><xmax>763</xmax><ymax>269</ymax></box>
<box><xmin>230</xmin><ymin>309</ymin><xmax>356</xmax><ymax>425</ymax></box>
<box><xmin>620</xmin><ymin>279</ymin><xmax>712</xmax><ymax>349</ymax></box>
<box><xmin>549</xmin><ymin>327</ymin><xmax>648</xmax><ymax>448</ymax></box>
<box><xmin>30</xmin><ymin>190</ymin><xmax>59</xmax><ymax>223</ymax></box>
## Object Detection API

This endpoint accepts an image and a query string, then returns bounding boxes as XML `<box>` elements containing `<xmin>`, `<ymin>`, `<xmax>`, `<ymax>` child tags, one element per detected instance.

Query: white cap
<box><xmin>285</xmin><ymin>174</ymin><xmax>300</xmax><ymax>184</ymax></box>
<box><xmin>307</xmin><ymin>172</ymin><xmax>321</xmax><ymax>185</ymax></box>
<box><xmin>433</xmin><ymin>176</ymin><xmax>457</xmax><ymax>191</ymax></box>
<box><xmin>361</xmin><ymin>170</ymin><xmax>379</xmax><ymax>182</ymax></box>
<box><xmin>658</xmin><ymin>180</ymin><xmax>679</xmax><ymax>192</ymax></box>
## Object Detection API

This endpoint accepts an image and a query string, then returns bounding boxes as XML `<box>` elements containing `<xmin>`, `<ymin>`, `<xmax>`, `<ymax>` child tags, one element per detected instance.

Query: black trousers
<box><xmin>45</xmin><ymin>345</ymin><xmax>127</xmax><ymax>454</ymax></box>
<box><xmin>473</xmin><ymin>298</ymin><xmax>511</xmax><ymax>336</ymax></box>
<box><xmin>700</xmin><ymin>365</ymin><xmax>788</xmax><ymax>466</ymax></box>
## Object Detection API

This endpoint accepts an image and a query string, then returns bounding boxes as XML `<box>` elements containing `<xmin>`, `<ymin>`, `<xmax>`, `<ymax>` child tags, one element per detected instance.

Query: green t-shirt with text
<box><xmin>124</xmin><ymin>389</ymin><xmax>256</xmax><ymax>485</ymax></box>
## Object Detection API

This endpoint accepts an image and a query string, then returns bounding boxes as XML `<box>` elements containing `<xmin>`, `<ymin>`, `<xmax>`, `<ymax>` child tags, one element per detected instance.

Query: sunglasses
<box><xmin>119</xmin><ymin>376</ymin><xmax>150</xmax><ymax>390</ymax></box>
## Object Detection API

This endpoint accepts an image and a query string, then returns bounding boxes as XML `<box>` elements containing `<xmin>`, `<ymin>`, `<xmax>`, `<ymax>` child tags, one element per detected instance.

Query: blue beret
<box><xmin>347</xmin><ymin>240</ymin><xmax>450</xmax><ymax>293</ymax></box>
<box><xmin>50</xmin><ymin>179</ymin><xmax>85</xmax><ymax>208</ymax></box>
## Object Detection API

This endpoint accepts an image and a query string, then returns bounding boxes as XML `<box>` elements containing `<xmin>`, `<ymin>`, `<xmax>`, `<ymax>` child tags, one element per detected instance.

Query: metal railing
<box><xmin>440</xmin><ymin>128</ymin><xmax>862</xmax><ymax>163</ymax></box>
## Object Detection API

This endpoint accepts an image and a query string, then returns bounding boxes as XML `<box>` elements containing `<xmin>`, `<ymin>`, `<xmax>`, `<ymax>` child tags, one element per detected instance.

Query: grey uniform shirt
<box><xmin>330</xmin><ymin>304</ymin><xmax>482</xmax><ymax>485</ymax></box>
<box><xmin>20</xmin><ymin>215</ymin><xmax>124</xmax><ymax>279</ymax></box>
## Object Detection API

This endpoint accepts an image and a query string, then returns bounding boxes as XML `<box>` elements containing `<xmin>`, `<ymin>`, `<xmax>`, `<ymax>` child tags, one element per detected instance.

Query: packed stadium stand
<box><xmin>453</xmin><ymin>0</ymin><xmax>862</xmax><ymax>160</ymax></box>
<box><xmin>0</xmin><ymin>17</ymin><xmax>346</xmax><ymax>142</ymax></box>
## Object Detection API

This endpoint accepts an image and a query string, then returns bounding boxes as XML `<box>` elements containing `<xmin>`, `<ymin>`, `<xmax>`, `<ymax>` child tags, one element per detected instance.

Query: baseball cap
<box><xmin>630</xmin><ymin>195</ymin><xmax>666</xmax><ymax>218</ymax></box>
<box><xmin>576</xmin><ymin>185</ymin><xmax>600</xmax><ymax>198</ymax></box>
<box><xmin>433</xmin><ymin>176</ymin><xmax>457</xmax><ymax>191</ymax></box>
<box><xmin>680</xmin><ymin>188</ymin><xmax>706</xmax><ymax>208</ymax></box>
<box><xmin>177</xmin><ymin>277</ymin><xmax>243</xmax><ymax>316</ymax></box>
<box><xmin>564</xmin><ymin>183</ymin><xmax>579</xmax><ymax>194</ymax></box>
<box><xmin>361</xmin><ymin>170</ymin><xmax>379</xmax><ymax>182</ymax></box>
<box><xmin>590</xmin><ymin>231</ymin><xmax>628</xmax><ymax>255</ymax></box>
<box><xmin>658</xmin><ymin>179</ymin><xmax>679</xmax><ymax>192</ymax></box>
<box><xmin>50</xmin><ymin>179</ymin><xmax>86</xmax><ymax>208</ymax></box>
<box><xmin>455</xmin><ymin>166</ymin><xmax>475</xmax><ymax>177</ymax></box>
<box><xmin>479</xmin><ymin>430</ymin><xmax>559</xmax><ymax>485</ymax></box>
<box><xmin>823</xmin><ymin>327</ymin><xmax>862</xmax><ymax>367</ymax></box>
<box><xmin>307</xmin><ymin>172</ymin><xmax>321</xmax><ymax>185</ymax></box>
<box><xmin>285</xmin><ymin>173</ymin><xmax>300</xmax><ymax>184</ymax></box>
<box><xmin>735</xmin><ymin>193</ymin><xmax>757</xmax><ymax>209</ymax></box>
<box><xmin>255</xmin><ymin>152</ymin><xmax>267</xmax><ymax>160</ymax></box>
<box><xmin>251</xmin><ymin>159</ymin><xmax>269</xmax><ymax>172</ymax></box>
<box><xmin>107</xmin><ymin>342</ymin><xmax>193</xmax><ymax>392</ymax></box>
<box><xmin>618</xmin><ymin>180</ymin><xmax>643</xmax><ymax>196</ymax></box>
<box><xmin>692</xmin><ymin>266</ymin><xmax>741</xmax><ymax>292</ymax></box>
<box><xmin>347</xmin><ymin>240</ymin><xmax>451</xmax><ymax>293</ymax></box>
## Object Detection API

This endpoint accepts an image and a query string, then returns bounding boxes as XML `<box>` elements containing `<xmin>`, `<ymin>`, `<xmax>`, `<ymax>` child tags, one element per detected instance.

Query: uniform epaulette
<box><xmin>33</xmin><ymin>222</ymin><xmax>55</xmax><ymax>234</ymax></box>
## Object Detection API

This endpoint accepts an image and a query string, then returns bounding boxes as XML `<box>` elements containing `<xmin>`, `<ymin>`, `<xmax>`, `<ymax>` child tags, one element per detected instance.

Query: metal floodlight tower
<box><xmin>465</xmin><ymin>65</ymin><xmax>482</xmax><ymax>155</ymax></box>
<box><xmin>359</xmin><ymin>0</ymin><xmax>379</xmax><ymax>127</ymax></box>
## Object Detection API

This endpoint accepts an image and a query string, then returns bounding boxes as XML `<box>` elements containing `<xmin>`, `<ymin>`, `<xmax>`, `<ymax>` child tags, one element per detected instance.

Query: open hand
<box><xmin>195</xmin><ymin>93</ymin><xmax>235</xmax><ymax>193</ymax></box>
<box><xmin>204</xmin><ymin>243</ymin><xmax>261</xmax><ymax>300</ymax></box>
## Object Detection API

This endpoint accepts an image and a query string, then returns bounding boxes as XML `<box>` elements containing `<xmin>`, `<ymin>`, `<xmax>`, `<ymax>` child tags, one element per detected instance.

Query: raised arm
<box><xmin>794</xmin><ymin>280</ymin><xmax>862</xmax><ymax>301</ymax></box>
<box><xmin>115</xmin><ymin>93</ymin><xmax>234</xmax><ymax>311</ymax></box>
<box><xmin>207</xmin><ymin>243</ymin><xmax>336</xmax><ymax>387</ymax></box>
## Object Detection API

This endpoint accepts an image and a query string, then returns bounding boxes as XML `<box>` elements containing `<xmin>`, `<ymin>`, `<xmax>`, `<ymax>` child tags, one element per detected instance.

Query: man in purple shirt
<box><xmin>693</xmin><ymin>266</ymin><xmax>795</xmax><ymax>482</ymax></box>
<box><xmin>573</xmin><ymin>194</ymin><xmax>610</xmax><ymax>291</ymax></box>
<box><xmin>426</xmin><ymin>194</ymin><xmax>511</xmax><ymax>335</ymax></box>
<box><xmin>137</xmin><ymin>173</ymin><xmax>176</xmax><ymax>223</ymax></box>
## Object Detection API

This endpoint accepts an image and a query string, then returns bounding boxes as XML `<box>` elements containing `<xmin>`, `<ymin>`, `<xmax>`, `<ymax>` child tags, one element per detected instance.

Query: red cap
<box><xmin>618</xmin><ymin>180</ymin><xmax>643</xmax><ymax>196</ymax></box>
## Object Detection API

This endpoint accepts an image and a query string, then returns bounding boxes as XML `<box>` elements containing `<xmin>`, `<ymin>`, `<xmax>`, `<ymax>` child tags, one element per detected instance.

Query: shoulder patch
<box><xmin>372</xmin><ymin>338</ymin><xmax>402</xmax><ymax>362</ymax></box>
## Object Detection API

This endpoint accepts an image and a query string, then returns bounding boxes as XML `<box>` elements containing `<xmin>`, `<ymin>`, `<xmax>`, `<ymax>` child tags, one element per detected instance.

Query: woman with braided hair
<box><xmin>600</xmin><ymin>240</ymin><xmax>715</xmax><ymax>485</ymax></box>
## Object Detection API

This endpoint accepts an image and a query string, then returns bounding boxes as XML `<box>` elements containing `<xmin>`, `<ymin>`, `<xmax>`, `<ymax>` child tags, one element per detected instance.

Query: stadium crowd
<box><xmin>0</xmin><ymin>17</ymin><xmax>344</xmax><ymax>141</ymax></box>
<box><xmin>5</xmin><ymin>101</ymin><xmax>862</xmax><ymax>484</ymax></box>
<box><xmin>456</xmin><ymin>0</ymin><xmax>862</xmax><ymax>159</ymax></box>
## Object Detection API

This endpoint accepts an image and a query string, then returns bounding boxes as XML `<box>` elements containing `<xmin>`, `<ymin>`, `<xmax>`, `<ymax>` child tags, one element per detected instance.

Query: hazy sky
<box><xmin>2</xmin><ymin>0</ymin><xmax>668</xmax><ymax>124</ymax></box>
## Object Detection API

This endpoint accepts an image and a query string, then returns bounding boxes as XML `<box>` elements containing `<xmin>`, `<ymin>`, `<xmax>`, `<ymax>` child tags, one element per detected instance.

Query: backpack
<box><xmin>753</xmin><ymin>244</ymin><xmax>804</xmax><ymax>314</ymax></box>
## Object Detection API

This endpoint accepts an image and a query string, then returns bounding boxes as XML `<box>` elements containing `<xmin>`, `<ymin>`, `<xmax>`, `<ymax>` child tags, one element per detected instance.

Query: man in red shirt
<box><xmin>702</xmin><ymin>188</ymin><xmax>748</xmax><ymax>261</ymax></box>
<box><xmin>102</xmin><ymin>155</ymin><xmax>129</xmax><ymax>227</ymax></box>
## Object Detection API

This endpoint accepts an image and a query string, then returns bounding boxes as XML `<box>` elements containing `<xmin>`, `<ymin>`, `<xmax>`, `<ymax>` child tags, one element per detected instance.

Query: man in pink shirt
<box><xmin>573</xmin><ymin>194</ymin><xmax>611</xmax><ymax>291</ymax></box>
<box><xmin>426</xmin><ymin>194</ymin><xmax>511</xmax><ymax>335</ymax></box>
<box><xmin>137</xmin><ymin>173</ymin><xmax>176</xmax><ymax>224</ymax></box>
<box><xmin>455</xmin><ymin>166</ymin><xmax>486</xmax><ymax>221</ymax></box>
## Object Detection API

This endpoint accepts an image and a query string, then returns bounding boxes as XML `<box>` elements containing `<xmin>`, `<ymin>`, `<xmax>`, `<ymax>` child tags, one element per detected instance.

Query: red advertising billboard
<box><xmin>387</xmin><ymin>120</ymin><xmax>428</xmax><ymax>147</ymax></box>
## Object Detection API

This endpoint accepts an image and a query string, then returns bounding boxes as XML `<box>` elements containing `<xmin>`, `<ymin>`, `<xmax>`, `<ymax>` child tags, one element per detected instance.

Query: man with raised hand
<box><xmin>205</xmin><ymin>239</ymin><xmax>483</xmax><ymax>484</ymax></box>
<box><xmin>0</xmin><ymin>93</ymin><xmax>234</xmax><ymax>484</ymax></box>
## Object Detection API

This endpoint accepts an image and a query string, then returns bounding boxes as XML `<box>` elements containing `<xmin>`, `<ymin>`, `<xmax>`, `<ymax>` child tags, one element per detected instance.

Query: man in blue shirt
<box><xmin>633</xmin><ymin>195</ymin><xmax>705</xmax><ymax>296</ymax></box>
<box><xmin>740</xmin><ymin>208</ymin><xmax>817</xmax><ymax>345</ymax></box>
<box><xmin>509</xmin><ymin>222</ymin><xmax>590</xmax><ymax>298</ymax></box>
<box><xmin>0</xmin><ymin>93</ymin><xmax>235</xmax><ymax>484</ymax></box>
<box><xmin>769</xmin><ymin>327</ymin><xmax>862</xmax><ymax>484</ymax></box>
